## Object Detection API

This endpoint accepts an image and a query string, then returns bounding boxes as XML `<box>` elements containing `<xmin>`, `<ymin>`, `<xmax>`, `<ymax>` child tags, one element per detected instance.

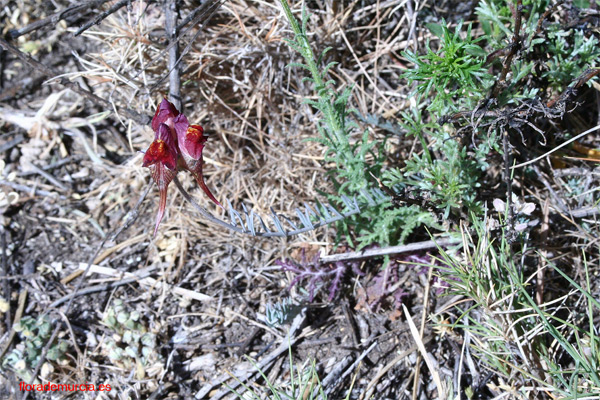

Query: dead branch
<box><xmin>8</xmin><ymin>0</ymin><xmax>111</xmax><ymax>39</ymax></box>
<box><xmin>148</xmin><ymin>0</ymin><xmax>227</xmax><ymax>92</ymax></box>
<box><xmin>176</xmin><ymin>0</ymin><xmax>226</xmax><ymax>33</ymax></box>
<box><xmin>490</xmin><ymin>0</ymin><xmax>523</xmax><ymax>99</ymax></box>
<box><xmin>74</xmin><ymin>0</ymin><xmax>131</xmax><ymax>37</ymax></box>
<box><xmin>1</xmin><ymin>230</ymin><xmax>10</xmax><ymax>334</ymax></box>
<box><xmin>319</xmin><ymin>237</ymin><xmax>460</xmax><ymax>263</ymax></box>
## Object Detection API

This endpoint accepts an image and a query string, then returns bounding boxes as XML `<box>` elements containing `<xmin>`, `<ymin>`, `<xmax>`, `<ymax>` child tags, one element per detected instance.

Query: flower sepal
<box><xmin>143</xmin><ymin>123</ymin><xmax>179</xmax><ymax>236</ymax></box>
<box><xmin>175</xmin><ymin>117</ymin><xmax>223</xmax><ymax>209</ymax></box>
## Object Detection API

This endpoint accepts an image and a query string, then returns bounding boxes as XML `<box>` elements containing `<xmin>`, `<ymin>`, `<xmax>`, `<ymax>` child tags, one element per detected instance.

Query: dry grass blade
<box><xmin>403</xmin><ymin>304</ymin><xmax>444</xmax><ymax>397</ymax></box>
<box><xmin>512</xmin><ymin>124</ymin><xmax>600</xmax><ymax>169</ymax></box>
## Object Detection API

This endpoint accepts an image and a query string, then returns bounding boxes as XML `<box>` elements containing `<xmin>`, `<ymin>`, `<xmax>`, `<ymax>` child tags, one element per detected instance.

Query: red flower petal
<box><xmin>179</xmin><ymin>124</ymin><xmax>206</xmax><ymax>160</ymax></box>
<box><xmin>176</xmin><ymin>123</ymin><xmax>221</xmax><ymax>208</ymax></box>
<box><xmin>188</xmin><ymin>161</ymin><xmax>223</xmax><ymax>209</ymax></box>
<box><xmin>143</xmin><ymin>124</ymin><xmax>178</xmax><ymax>170</ymax></box>
<box><xmin>151</xmin><ymin>98</ymin><xmax>179</xmax><ymax>133</ymax></box>
<box><xmin>142</xmin><ymin>123</ymin><xmax>179</xmax><ymax>236</ymax></box>
<box><xmin>173</xmin><ymin>114</ymin><xmax>189</xmax><ymax>143</ymax></box>
<box><xmin>145</xmin><ymin>99</ymin><xmax>224</xmax><ymax>235</ymax></box>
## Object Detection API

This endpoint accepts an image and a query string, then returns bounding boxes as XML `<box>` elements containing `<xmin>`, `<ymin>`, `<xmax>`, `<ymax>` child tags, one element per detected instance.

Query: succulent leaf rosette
<box><xmin>142</xmin><ymin>98</ymin><xmax>222</xmax><ymax>236</ymax></box>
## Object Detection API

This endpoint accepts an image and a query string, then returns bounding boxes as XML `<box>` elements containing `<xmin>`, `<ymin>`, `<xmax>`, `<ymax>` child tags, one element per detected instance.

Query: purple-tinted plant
<box><xmin>363</xmin><ymin>263</ymin><xmax>409</xmax><ymax>313</ymax></box>
<box><xmin>355</xmin><ymin>251</ymin><xmax>449</xmax><ymax>318</ymax></box>
<box><xmin>275</xmin><ymin>251</ymin><xmax>363</xmax><ymax>301</ymax></box>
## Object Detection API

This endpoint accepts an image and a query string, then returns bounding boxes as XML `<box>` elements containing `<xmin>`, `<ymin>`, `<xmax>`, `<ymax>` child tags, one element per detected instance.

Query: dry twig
<box><xmin>195</xmin><ymin>309</ymin><xmax>307</xmax><ymax>399</ymax></box>
<box><xmin>319</xmin><ymin>237</ymin><xmax>460</xmax><ymax>263</ymax></box>
<box><xmin>74</xmin><ymin>0</ymin><xmax>131</xmax><ymax>36</ymax></box>
<box><xmin>8</xmin><ymin>0</ymin><xmax>111</xmax><ymax>39</ymax></box>
<box><xmin>165</xmin><ymin>0</ymin><xmax>182</xmax><ymax>111</ymax></box>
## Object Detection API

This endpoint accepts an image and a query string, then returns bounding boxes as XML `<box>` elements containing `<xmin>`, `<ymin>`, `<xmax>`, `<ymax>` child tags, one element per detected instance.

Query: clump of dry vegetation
<box><xmin>0</xmin><ymin>0</ymin><xmax>599</xmax><ymax>399</ymax></box>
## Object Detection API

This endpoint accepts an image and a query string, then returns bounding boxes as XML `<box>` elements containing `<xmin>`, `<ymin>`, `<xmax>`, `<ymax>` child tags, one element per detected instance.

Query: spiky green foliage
<box><xmin>279</xmin><ymin>1</ymin><xmax>376</xmax><ymax>194</ymax></box>
<box><xmin>477</xmin><ymin>0</ymin><xmax>551</xmax><ymax>47</ymax></box>
<box><xmin>543</xmin><ymin>29</ymin><xmax>600</xmax><ymax>87</ymax></box>
<box><xmin>402</xmin><ymin>20</ymin><xmax>493</xmax><ymax>115</ymax></box>
<box><xmin>279</xmin><ymin>0</ymin><xmax>436</xmax><ymax>248</ymax></box>
<box><xmin>383</xmin><ymin>106</ymin><xmax>497</xmax><ymax>223</ymax></box>
<box><xmin>392</xmin><ymin>1</ymin><xmax>600</xmax><ymax>397</ymax></box>
<box><xmin>432</xmin><ymin>217</ymin><xmax>600</xmax><ymax>398</ymax></box>
<box><xmin>389</xmin><ymin>21</ymin><xmax>497</xmax><ymax>221</ymax></box>
<box><xmin>477</xmin><ymin>0</ymin><xmax>600</xmax><ymax>103</ymax></box>
<box><xmin>274</xmin><ymin>0</ymin><xmax>599</xmax><ymax>251</ymax></box>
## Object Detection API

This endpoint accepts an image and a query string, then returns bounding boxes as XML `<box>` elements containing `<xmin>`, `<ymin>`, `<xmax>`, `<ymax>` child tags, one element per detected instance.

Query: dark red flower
<box><xmin>143</xmin><ymin>123</ymin><xmax>178</xmax><ymax>236</ymax></box>
<box><xmin>174</xmin><ymin>114</ymin><xmax>223</xmax><ymax>208</ymax></box>
<box><xmin>143</xmin><ymin>98</ymin><xmax>222</xmax><ymax>236</ymax></box>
